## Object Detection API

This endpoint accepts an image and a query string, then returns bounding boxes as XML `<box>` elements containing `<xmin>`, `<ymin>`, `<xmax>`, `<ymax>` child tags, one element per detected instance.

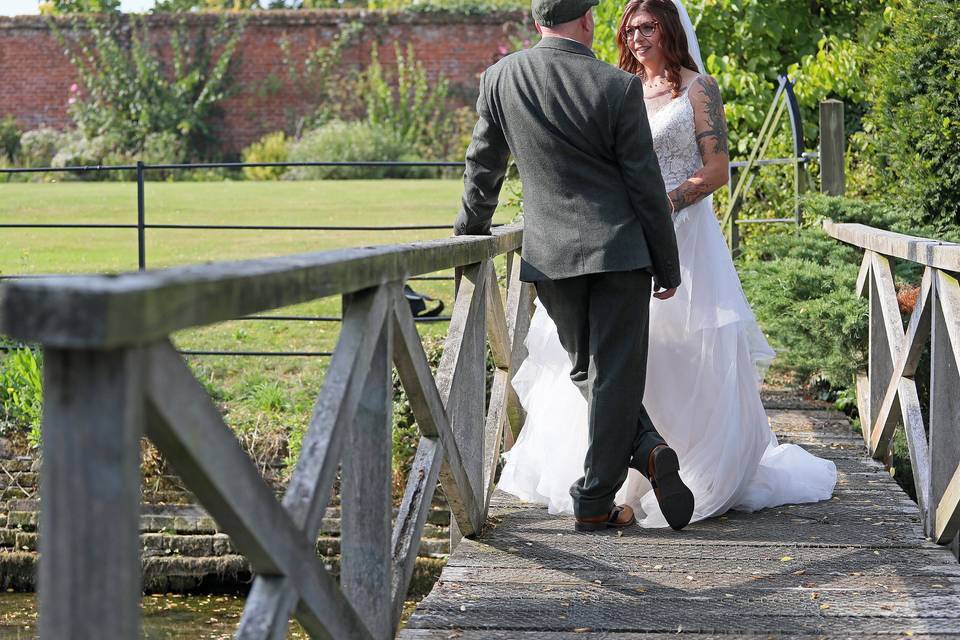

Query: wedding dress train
<box><xmin>497</xmin><ymin>84</ymin><xmax>837</xmax><ymax>527</ymax></box>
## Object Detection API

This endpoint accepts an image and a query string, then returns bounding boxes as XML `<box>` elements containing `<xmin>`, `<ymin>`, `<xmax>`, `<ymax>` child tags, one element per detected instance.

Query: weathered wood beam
<box><xmin>485</xmin><ymin>263</ymin><xmax>511</xmax><ymax>371</ymax></box>
<box><xmin>867</xmin><ymin>253</ymin><xmax>902</xmax><ymax>457</ymax></box>
<box><xmin>855</xmin><ymin>373</ymin><xmax>871</xmax><ymax>448</ymax></box>
<box><xmin>483</xmin><ymin>368</ymin><xmax>510</xmax><ymax>512</ymax></box>
<box><xmin>898</xmin><ymin>379</ymin><xmax>932</xmax><ymax>531</ymax></box>
<box><xmin>504</xmin><ymin>252</ymin><xmax>533</xmax><ymax>444</ymax></box>
<box><xmin>481</xmin><ymin>263</ymin><xmax>514</xmax><ymax>509</ymax></box>
<box><xmin>935</xmin><ymin>270</ymin><xmax>960</xmax><ymax>371</ymax></box>
<box><xmin>930</xmin><ymin>269</ymin><xmax>960</xmax><ymax>553</ymax></box>
<box><xmin>442</xmin><ymin>262</ymin><xmax>489</xmax><ymax>548</ymax></box>
<box><xmin>39</xmin><ymin>348</ymin><xmax>144</xmax><ymax>640</ymax></box>
<box><xmin>869</xmin><ymin>267</ymin><xmax>932</xmax><ymax>463</ymax></box>
<box><xmin>237</xmin><ymin>285</ymin><xmax>389</xmax><ymax>640</ymax></box>
<box><xmin>143</xmin><ymin>342</ymin><xmax>372</xmax><ymax>640</ymax></box>
<box><xmin>391</xmin><ymin>289</ymin><xmax>482</xmax><ymax>537</ymax></box>
<box><xmin>819</xmin><ymin>99</ymin><xmax>846</xmax><ymax>197</ymax></box>
<box><xmin>390</xmin><ymin>436</ymin><xmax>443</xmax><ymax>628</ymax></box>
<box><xmin>341</xmin><ymin>314</ymin><xmax>394</xmax><ymax>640</ymax></box>
<box><xmin>823</xmin><ymin>220</ymin><xmax>960</xmax><ymax>271</ymax></box>
<box><xmin>0</xmin><ymin>225</ymin><xmax>522</xmax><ymax>349</ymax></box>
<box><xmin>855</xmin><ymin>251</ymin><xmax>871</xmax><ymax>299</ymax></box>
<box><xmin>935</xmin><ymin>464</ymin><xmax>960</xmax><ymax>544</ymax></box>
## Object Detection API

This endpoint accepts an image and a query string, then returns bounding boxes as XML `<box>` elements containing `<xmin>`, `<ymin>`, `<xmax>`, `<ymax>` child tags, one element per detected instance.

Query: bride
<box><xmin>498</xmin><ymin>0</ymin><xmax>838</xmax><ymax>528</ymax></box>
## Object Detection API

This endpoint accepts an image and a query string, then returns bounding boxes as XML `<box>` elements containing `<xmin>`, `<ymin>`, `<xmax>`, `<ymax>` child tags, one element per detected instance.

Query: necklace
<box><xmin>642</xmin><ymin>74</ymin><xmax>668</xmax><ymax>90</ymax></box>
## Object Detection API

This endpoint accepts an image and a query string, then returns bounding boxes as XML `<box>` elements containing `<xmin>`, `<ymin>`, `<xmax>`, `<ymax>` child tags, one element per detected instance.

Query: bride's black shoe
<box><xmin>648</xmin><ymin>445</ymin><xmax>695</xmax><ymax>531</ymax></box>
<box><xmin>574</xmin><ymin>505</ymin><xmax>636</xmax><ymax>532</ymax></box>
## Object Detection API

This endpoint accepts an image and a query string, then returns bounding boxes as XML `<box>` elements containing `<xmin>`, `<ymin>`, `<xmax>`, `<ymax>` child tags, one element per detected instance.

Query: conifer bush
<box><xmin>858</xmin><ymin>0</ymin><xmax>960</xmax><ymax>232</ymax></box>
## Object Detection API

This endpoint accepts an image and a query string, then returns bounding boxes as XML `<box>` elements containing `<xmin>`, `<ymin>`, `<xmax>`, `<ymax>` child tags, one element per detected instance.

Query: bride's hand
<box><xmin>653</xmin><ymin>286</ymin><xmax>677</xmax><ymax>300</ymax></box>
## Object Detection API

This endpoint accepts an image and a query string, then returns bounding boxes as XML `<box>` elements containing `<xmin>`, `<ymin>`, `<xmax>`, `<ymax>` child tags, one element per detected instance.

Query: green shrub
<box><xmin>284</xmin><ymin>121</ymin><xmax>428</xmax><ymax>180</ymax></box>
<box><xmin>857</xmin><ymin>0</ymin><xmax>960</xmax><ymax>232</ymax></box>
<box><xmin>0</xmin><ymin>348</ymin><xmax>43</xmax><ymax>447</ymax></box>
<box><xmin>738</xmin><ymin>229</ymin><xmax>867</xmax><ymax>392</ymax></box>
<box><xmin>372</xmin><ymin>0</ymin><xmax>526</xmax><ymax>13</ymax></box>
<box><xmin>739</xmin><ymin>193</ymin><xmax>960</xmax><ymax>397</ymax></box>
<box><xmin>54</xmin><ymin>14</ymin><xmax>244</xmax><ymax>160</ymax></box>
<box><xmin>802</xmin><ymin>193</ymin><xmax>960</xmax><ymax>244</ymax></box>
<box><xmin>141</xmin><ymin>132</ymin><xmax>187</xmax><ymax>166</ymax></box>
<box><xmin>242</xmin><ymin>132</ymin><xmax>288</xmax><ymax>181</ymax></box>
<box><xmin>49</xmin><ymin>130</ymin><xmax>131</xmax><ymax>180</ymax></box>
<box><xmin>19</xmin><ymin>128</ymin><xmax>67</xmax><ymax>168</ymax></box>
<box><xmin>362</xmin><ymin>44</ymin><xmax>455</xmax><ymax>159</ymax></box>
<box><xmin>276</xmin><ymin>21</ymin><xmax>364</xmax><ymax>130</ymax></box>
<box><xmin>0</xmin><ymin>117</ymin><xmax>22</xmax><ymax>163</ymax></box>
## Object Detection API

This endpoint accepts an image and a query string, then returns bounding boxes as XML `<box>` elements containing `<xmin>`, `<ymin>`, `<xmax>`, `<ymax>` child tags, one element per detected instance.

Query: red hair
<box><xmin>616</xmin><ymin>0</ymin><xmax>699</xmax><ymax>97</ymax></box>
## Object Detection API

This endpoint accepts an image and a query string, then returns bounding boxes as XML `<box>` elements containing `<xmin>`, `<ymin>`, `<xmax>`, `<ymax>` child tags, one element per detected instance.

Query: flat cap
<box><xmin>531</xmin><ymin>0</ymin><xmax>598</xmax><ymax>27</ymax></box>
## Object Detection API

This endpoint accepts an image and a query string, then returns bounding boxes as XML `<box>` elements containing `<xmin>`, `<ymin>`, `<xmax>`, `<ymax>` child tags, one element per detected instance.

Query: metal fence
<box><xmin>1</xmin><ymin>159</ymin><xmax>472</xmax><ymax>357</ymax></box>
<box><xmin>3</xmin><ymin>93</ymin><xmax>837</xmax><ymax>356</ymax></box>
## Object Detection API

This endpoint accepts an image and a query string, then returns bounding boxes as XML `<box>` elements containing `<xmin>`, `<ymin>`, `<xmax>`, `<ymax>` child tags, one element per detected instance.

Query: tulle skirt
<box><xmin>497</xmin><ymin>198</ymin><xmax>837</xmax><ymax>527</ymax></box>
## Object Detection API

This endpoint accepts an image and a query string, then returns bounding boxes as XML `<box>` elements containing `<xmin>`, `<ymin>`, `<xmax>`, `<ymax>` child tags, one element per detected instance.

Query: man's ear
<box><xmin>579</xmin><ymin>13</ymin><xmax>591</xmax><ymax>33</ymax></box>
<box><xmin>534</xmin><ymin>21</ymin><xmax>543</xmax><ymax>34</ymax></box>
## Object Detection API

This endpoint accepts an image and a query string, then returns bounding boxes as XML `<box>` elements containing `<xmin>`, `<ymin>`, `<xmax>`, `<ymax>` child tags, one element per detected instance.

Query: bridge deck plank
<box><xmin>400</xmin><ymin>395</ymin><xmax>960</xmax><ymax>638</ymax></box>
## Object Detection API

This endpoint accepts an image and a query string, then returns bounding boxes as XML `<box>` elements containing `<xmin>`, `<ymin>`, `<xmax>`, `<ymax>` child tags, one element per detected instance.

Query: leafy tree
<box><xmin>857</xmin><ymin>0</ymin><xmax>960</xmax><ymax>231</ymax></box>
<box><xmin>593</xmin><ymin>0</ymin><xmax>888</xmax><ymax>155</ymax></box>
<box><xmin>152</xmin><ymin>0</ymin><xmax>260</xmax><ymax>9</ymax></box>
<box><xmin>39</xmin><ymin>0</ymin><xmax>121</xmax><ymax>13</ymax></box>
<box><xmin>151</xmin><ymin>0</ymin><xmax>352</xmax><ymax>8</ymax></box>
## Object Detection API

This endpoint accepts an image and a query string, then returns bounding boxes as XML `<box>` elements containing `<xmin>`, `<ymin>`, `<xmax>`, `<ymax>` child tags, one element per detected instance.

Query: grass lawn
<box><xmin>1</xmin><ymin>179</ymin><xmax>517</xmax><ymax>475</ymax></box>
<box><xmin>1</xmin><ymin>179</ymin><xmax>508</xmax><ymax>273</ymax></box>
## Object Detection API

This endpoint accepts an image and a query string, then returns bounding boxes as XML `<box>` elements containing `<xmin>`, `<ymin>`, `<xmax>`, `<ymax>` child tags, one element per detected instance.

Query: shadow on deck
<box><xmin>401</xmin><ymin>393</ymin><xmax>960</xmax><ymax>639</ymax></box>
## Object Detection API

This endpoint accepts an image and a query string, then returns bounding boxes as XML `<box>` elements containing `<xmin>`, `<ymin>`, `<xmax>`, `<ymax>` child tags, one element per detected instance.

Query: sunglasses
<box><xmin>624</xmin><ymin>22</ymin><xmax>658</xmax><ymax>40</ymax></box>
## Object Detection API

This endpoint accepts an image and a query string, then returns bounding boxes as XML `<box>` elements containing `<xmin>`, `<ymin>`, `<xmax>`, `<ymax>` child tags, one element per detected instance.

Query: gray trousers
<box><xmin>535</xmin><ymin>269</ymin><xmax>665</xmax><ymax>518</ymax></box>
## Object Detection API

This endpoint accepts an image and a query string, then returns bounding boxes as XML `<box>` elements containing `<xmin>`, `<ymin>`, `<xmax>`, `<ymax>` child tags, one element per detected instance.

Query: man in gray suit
<box><xmin>454</xmin><ymin>0</ymin><xmax>695</xmax><ymax>531</ymax></box>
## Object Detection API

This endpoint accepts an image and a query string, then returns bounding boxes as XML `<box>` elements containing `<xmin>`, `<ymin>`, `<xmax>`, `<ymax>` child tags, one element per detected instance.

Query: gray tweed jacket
<box><xmin>454</xmin><ymin>37</ymin><xmax>681</xmax><ymax>288</ymax></box>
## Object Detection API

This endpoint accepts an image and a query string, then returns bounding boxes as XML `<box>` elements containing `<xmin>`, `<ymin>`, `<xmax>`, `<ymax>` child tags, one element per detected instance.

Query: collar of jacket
<box><xmin>534</xmin><ymin>36</ymin><xmax>597</xmax><ymax>58</ymax></box>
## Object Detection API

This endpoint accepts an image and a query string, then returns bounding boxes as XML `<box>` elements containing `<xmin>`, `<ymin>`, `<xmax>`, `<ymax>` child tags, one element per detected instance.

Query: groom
<box><xmin>454</xmin><ymin>0</ymin><xmax>695</xmax><ymax>531</ymax></box>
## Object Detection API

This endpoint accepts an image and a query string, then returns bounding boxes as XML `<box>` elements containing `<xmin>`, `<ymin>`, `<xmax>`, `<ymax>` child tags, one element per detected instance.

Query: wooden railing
<box><xmin>0</xmin><ymin>224</ymin><xmax>531</xmax><ymax>639</ymax></box>
<box><xmin>824</xmin><ymin>221</ymin><xmax>960</xmax><ymax>559</ymax></box>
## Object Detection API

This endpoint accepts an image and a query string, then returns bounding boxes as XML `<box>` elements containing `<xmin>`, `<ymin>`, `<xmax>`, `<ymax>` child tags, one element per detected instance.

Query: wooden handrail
<box><xmin>0</xmin><ymin>224</ymin><xmax>523</xmax><ymax>349</ymax></box>
<box><xmin>824</xmin><ymin>219</ymin><xmax>960</xmax><ymax>560</ymax></box>
<box><xmin>1</xmin><ymin>226</ymin><xmax>533</xmax><ymax>639</ymax></box>
<box><xmin>822</xmin><ymin>220</ymin><xmax>960</xmax><ymax>271</ymax></box>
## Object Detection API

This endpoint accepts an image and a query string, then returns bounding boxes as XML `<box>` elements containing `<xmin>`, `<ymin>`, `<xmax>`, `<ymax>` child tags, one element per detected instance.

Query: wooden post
<box><xmin>820</xmin><ymin>100</ymin><xmax>846</xmax><ymax>196</ymax></box>
<box><xmin>447</xmin><ymin>263</ymin><xmax>488</xmax><ymax>550</ymax></box>
<box><xmin>341</xmin><ymin>296</ymin><xmax>394</xmax><ymax>639</ymax></box>
<box><xmin>930</xmin><ymin>271</ymin><xmax>960</xmax><ymax>560</ymax></box>
<box><xmin>40</xmin><ymin>348</ymin><xmax>144</xmax><ymax>640</ymax></box>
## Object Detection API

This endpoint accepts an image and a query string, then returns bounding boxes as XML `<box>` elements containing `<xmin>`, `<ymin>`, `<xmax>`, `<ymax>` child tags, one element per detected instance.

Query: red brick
<box><xmin>0</xmin><ymin>10</ymin><xmax>532</xmax><ymax>156</ymax></box>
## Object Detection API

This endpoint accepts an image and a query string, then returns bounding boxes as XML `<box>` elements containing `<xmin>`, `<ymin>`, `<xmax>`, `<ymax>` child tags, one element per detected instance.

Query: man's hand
<box><xmin>653</xmin><ymin>286</ymin><xmax>677</xmax><ymax>300</ymax></box>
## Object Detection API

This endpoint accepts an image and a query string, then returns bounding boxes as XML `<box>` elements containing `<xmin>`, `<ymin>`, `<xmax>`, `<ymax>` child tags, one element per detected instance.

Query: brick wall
<box><xmin>0</xmin><ymin>10</ymin><xmax>530</xmax><ymax>155</ymax></box>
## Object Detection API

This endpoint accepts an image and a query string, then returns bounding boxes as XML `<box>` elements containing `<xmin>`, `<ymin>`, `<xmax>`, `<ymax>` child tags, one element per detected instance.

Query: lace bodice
<box><xmin>649</xmin><ymin>87</ymin><xmax>702</xmax><ymax>192</ymax></box>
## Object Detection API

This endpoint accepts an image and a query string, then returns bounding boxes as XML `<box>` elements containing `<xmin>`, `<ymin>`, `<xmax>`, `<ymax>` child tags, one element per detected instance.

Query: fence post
<box><xmin>137</xmin><ymin>161</ymin><xmax>146</xmax><ymax>271</ymax></box>
<box><xmin>727</xmin><ymin>164</ymin><xmax>741</xmax><ymax>256</ymax></box>
<box><xmin>820</xmin><ymin>100</ymin><xmax>846</xmax><ymax>197</ymax></box>
<box><xmin>930</xmin><ymin>273</ymin><xmax>960</xmax><ymax>560</ymax></box>
<box><xmin>341</xmin><ymin>292</ymin><xmax>394</xmax><ymax>639</ymax></box>
<box><xmin>39</xmin><ymin>348</ymin><xmax>144</xmax><ymax>639</ymax></box>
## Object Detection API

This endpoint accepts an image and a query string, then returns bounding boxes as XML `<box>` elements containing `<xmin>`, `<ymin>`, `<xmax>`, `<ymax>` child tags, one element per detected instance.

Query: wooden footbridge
<box><xmin>0</xmin><ymin>220</ymin><xmax>958</xmax><ymax>639</ymax></box>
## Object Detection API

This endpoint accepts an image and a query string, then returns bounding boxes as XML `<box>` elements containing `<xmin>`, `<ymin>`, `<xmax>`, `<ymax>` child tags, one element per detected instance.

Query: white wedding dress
<box><xmin>497</xmin><ymin>81</ymin><xmax>838</xmax><ymax>527</ymax></box>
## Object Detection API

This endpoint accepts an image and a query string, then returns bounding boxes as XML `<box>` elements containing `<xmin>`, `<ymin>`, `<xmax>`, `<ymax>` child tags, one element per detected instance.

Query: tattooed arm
<box><xmin>667</xmin><ymin>75</ymin><xmax>731</xmax><ymax>214</ymax></box>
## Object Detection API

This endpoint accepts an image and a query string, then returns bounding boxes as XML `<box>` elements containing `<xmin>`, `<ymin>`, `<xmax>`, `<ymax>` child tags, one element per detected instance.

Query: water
<box><xmin>0</xmin><ymin>593</ymin><xmax>311</xmax><ymax>639</ymax></box>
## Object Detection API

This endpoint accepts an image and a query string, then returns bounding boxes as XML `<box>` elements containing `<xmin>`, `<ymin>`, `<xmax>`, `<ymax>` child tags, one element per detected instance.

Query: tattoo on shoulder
<box><xmin>693</xmin><ymin>76</ymin><xmax>729</xmax><ymax>157</ymax></box>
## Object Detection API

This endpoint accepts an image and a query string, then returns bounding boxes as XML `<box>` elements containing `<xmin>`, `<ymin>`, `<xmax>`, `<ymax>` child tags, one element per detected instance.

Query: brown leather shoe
<box><xmin>648</xmin><ymin>445</ymin><xmax>695</xmax><ymax>530</ymax></box>
<box><xmin>574</xmin><ymin>505</ymin><xmax>636</xmax><ymax>532</ymax></box>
